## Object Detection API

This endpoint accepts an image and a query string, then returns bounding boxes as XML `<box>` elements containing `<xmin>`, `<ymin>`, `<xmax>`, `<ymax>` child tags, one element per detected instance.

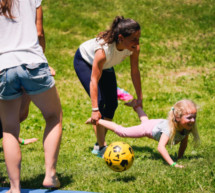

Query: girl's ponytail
<box><xmin>97</xmin><ymin>16</ymin><xmax>140</xmax><ymax>45</ymax></box>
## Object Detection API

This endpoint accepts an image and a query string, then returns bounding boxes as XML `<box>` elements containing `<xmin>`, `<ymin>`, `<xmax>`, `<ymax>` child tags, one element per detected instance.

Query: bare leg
<box><xmin>95</xmin><ymin>117</ymin><xmax>110</xmax><ymax>148</ymax></box>
<box><xmin>18</xmin><ymin>92</ymin><xmax>38</xmax><ymax>145</ymax></box>
<box><xmin>19</xmin><ymin>91</ymin><xmax>31</xmax><ymax>123</ymax></box>
<box><xmin>86</xmin><ymin>118</ymin><xmax>119</xmax><ymax>133</ymax></box>
<box><xmin>0</xmin><ymin>97</ymin><xmax>22</xmax><ymax>193</ymax></box>
<box><xmin>30</xmin><ymin>86</ymin><xmax>62</xmax><ymax>188</ymax></box>
<box><xmin>86</xmin><ymin>118</ymin><xmax>153</xmax><ymax>139</ymax></box>
<box><xmin>96</xmin><ymin>124</ymin><xmax>105</xmax><ymax>148</ymax></box>
<box><xmin>125</xmin><ymin>99</ymin><xmax>148</xmax><ymax>122</ymax></box>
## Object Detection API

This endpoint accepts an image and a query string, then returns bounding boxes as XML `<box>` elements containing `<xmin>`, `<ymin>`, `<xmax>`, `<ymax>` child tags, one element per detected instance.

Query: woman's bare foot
<box><xmin>43</xmin><ymin>175</ymin><xmax>60</xmax><ymax>189</ymax></box>
<box><xmin>6</xmin><ymin>188</ymin><xmax>20</xmax><ymax>193</ymax></box>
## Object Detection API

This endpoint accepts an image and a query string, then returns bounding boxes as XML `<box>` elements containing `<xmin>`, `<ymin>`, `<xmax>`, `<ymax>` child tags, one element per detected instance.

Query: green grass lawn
<box><xmin>1</xmin><ymin>0</ymin><xmax>215</xmax><ymax>192</ymax></box>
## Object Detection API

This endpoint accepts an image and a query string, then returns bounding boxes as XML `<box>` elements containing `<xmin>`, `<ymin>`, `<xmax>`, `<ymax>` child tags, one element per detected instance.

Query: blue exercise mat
<box><xmin>0</xmin><ymin>187</ymin><xmax>96</xmax><ymax>193</ymax></box>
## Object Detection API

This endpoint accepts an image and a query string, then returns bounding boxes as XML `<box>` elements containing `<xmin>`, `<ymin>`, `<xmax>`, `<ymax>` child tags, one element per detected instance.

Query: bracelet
<box><xmin>92</xmin><ymin>107</ymin><xmax>99</xmax><ymax>112</ymax></box>
<box><xmin>21</xmin><ymin>139</ymin><xmax>25</xmax><ymax>145</ymax></box>
<box><xmin>171</xmin><ymin>162</ymin><xmax>177</xmax><ymax>167</ymax></box>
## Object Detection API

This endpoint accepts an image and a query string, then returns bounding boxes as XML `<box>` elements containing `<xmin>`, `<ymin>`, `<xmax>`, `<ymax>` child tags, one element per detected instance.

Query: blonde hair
<box><xmin>167</xmin><ymin>99</ymin><xmax>200</xmax><ymax>146</ymax></box>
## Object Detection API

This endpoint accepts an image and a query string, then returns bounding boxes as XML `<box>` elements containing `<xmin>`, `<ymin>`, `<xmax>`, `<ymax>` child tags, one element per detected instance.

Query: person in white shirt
<box><xmin>0</xmin><ymin>0</ymin><xmax>62</xmax><ymax>191</ymax></box>
<box><xmin>74</xmin><ymin>16</ymin><xmax>143</xmax><ymax>157</ymax></box>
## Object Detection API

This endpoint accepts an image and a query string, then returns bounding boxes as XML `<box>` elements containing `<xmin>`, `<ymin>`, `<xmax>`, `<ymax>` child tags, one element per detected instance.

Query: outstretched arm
<box><xmin>158</xmin><ymin>133</ymin><xmax>184</xmax><ymax>168</ymax></box>
<box><xmin>90</xmin><ymin>49</ymin><xmax>106</xmax><ymax>124</ymax></box>
<box><xmin>18</xmin><ymin>137</ymin><xmax>38</xmax><ymax>145</ymax></box>
<box><xmin>130</xmin><ymin>46</ymin><xmax>142</xmax><ymax>108</ymax></box>
<box><xmin>178</xmin><ymin>135</ymin><xmax>188</xmax><ymax>159</ymax></box>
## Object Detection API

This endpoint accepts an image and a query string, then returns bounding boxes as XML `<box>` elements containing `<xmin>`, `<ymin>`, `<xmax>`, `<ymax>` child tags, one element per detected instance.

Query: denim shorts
<box><xmin>0</xmin><ymin>63</ymin><xmax>55</xmax><ymax>100</ymax></box>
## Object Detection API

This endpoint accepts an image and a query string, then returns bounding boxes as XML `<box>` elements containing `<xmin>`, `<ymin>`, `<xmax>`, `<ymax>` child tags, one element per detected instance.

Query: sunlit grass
<box><xmin>1</xmin><ymin>0</ymin><xmax>215</xmax><ymax>192</ymax></box>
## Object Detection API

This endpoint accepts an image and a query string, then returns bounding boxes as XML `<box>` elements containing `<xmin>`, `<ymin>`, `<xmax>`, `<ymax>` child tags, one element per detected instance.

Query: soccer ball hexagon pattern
<box><xmin>104</xmin><ymin>141</ymin><xmax>134</xmax><ymax>172</ymax></box>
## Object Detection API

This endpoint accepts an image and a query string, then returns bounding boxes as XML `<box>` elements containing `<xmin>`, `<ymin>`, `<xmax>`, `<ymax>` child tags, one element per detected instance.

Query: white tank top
<box><xmin>79</xmin><ymin>38</ymin><xmax>132</xmax><ymax>70</ymax></box>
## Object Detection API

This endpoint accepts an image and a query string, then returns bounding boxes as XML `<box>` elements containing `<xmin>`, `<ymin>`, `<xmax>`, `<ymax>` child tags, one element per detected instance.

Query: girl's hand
<box><xmin>175</xmin><ymin>164</ymin><xmax>184</xmax><ymax>168</ymax></box>
<box><xmin>91</xmin><ymin>111</ymin><xmax>101</xmax><ymax>125</ymax></box>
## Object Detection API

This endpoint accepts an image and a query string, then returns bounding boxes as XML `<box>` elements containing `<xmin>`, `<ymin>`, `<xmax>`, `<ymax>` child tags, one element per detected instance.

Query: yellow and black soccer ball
<box><xmin>104</xmin><ymin>141</ymin><xmax>134</xmax><ymax>172</ymax></box>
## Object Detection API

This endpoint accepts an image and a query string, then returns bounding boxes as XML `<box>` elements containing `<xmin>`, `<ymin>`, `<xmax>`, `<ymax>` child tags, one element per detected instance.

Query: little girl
<box><xmin>86</xmin><ymin>99</ymin><xmax>200</xmax><ymax>168</ymax></box>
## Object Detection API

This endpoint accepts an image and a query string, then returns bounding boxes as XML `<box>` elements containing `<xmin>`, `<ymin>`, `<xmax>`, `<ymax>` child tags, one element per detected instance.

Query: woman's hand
<box><xmin>91</xmin><ymin>111</ymin><xmax>101</xmax><ymax>125</ymax></box>
<box><xmin>49</xmin><ymin>66</ymin><xmax>56</xmax><ymax>76</ymax></box>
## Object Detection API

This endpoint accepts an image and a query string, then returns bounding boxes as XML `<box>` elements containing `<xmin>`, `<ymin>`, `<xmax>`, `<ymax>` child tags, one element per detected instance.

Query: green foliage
<box><xmin>1</xmin><ymin>0</ymin><xmax>215</xmax><ymax>192</ymax></box>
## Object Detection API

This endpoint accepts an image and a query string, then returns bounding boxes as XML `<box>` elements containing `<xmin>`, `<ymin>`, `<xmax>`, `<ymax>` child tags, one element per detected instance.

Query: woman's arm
<box><xmin>36</xmin><ymin>6</ymin><xmax>56</xmax><ymax>76</ymax></box>
<box><xmin>177</xmin><ymin>135</ymin><xmax>189</xmax><ymax>159</ymax></box>
<box><xmin>90</xmin><ymin>49</ymin><xmax>106</xmax><ymax>124</ymax></box>
<box><xmin>130</xmin><ymin>45</ymin><xmax>142</xmax><ymax>107</ymax></box>
<box><xmin>158</xmin><ymin>133</ymin><xmax>184</xmax><ymax>168</ymax></box>
<box><xmin>36</xmin><ymin>5</ymin><xmax>45</xmax><ymax>52</ymax></box>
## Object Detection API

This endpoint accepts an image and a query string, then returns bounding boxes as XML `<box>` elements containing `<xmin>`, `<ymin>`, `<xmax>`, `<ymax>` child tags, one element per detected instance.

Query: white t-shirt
<box><xmin>0</xmin><ymin>0</ymin><xmax>48</xmax><ymax>71</ymax></box>
<box><xmin>79</xmin><ymin>38</ymin><xmax>132</xmax><ymax>70</ymax></box>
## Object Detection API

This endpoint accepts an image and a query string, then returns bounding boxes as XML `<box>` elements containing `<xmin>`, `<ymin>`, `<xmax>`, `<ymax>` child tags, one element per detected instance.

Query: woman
<box><xmin>0</xmin><ymin>0</ymin><xmax>62</xmax><ymax>192</ymax></box>
<box><xmin>74</xmin><ymin>16</ymin><xmax>143</xmax><ymax>157</ymax></box>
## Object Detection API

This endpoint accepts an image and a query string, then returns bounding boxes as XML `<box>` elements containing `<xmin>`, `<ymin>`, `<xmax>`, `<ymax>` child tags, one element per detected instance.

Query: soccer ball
<box><xmin>104</xmin><ymin>141</ymin><xmax>134</xmax><ymax>172</ymax></box>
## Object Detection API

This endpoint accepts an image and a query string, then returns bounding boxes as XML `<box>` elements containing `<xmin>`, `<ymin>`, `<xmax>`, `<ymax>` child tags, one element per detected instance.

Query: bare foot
<box><xmin>43</xmin><ymin>175</ymin><xmax>60</xmax><ymax>189</ymax></box>
<box><xmin>125</xmin><ymin>99</ymin><xmax>137</xmax><ymax>108</ymax></box>
<box><xmin>85</xmin><ymin>118</ymin><xmax>92</xmax><ymax>124</ymax></box>
<box><xmin>24</xmin><ymin>138</ymin><xmax>38</xmax><ymax>145</ymax></box>
<box><xmin>6</xmin><ymin>189</ymin><xmax>20</xmax><ymax>193</ymax></box>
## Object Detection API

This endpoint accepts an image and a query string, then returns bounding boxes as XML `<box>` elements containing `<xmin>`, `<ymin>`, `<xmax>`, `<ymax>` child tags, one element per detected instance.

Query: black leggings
<box><xmin>73</xmin><ymin>48</ymin><xmax>118</xmax><ymax>119</ymax></box>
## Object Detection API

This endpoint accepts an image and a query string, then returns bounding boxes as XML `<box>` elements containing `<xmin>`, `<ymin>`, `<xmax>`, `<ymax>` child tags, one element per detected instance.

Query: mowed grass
<box><xmin>1</xmin><ymin>0</ymin><xmax>215</xmax><ymax>192</ymax></box>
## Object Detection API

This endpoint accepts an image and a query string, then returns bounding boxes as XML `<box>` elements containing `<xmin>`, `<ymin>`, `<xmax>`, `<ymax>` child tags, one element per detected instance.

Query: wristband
<box><xmin>92</xmin><ymin>107</ymin><xmax>99</xmax><ymax>112</ymax></box>
<box><xmin>21</xmin><ymin>139</ymin><xmax>25</xmax><ymax>145</ymax></box>
<box><xmin>171</xmin><ymin>162</ymin><xmax>177</xmax><ymax>167</ymax></box>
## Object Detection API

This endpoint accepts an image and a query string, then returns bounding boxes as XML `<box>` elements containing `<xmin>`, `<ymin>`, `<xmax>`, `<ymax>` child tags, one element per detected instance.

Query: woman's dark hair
<box><xmin>0</xmin><ymin>0</ymin><xmax>15</xmax><ymax>19</ymax></box>
<box><xmin>97</xmin><ymin>16</ymin><xmax>140</xmax><ymax>45</ymax></box>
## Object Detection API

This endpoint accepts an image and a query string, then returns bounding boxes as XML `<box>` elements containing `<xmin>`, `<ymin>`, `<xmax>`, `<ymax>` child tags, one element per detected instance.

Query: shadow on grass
<box><xmin>0</xmin><ymin>147</ymin><xmax>4</xmax><ymax>163</ymax></box>
<box><xmin>182</xmin><ymin>154</ymin><xmax>203</xmax><ymax>160</ymax></box>
<box><xmin>112</xmin><ymin>175</ymin><xmax>136</xmax><ymax>183</ymax></box>
<box><xmin>132</xmin><ymin>145</ymin><xmax>203</xmax><ymax>162</ymax></box>
<box><xmin>0</xmin><ymin>172</ymin><xmax>8</xmax><ymax>187</ymax></box>
<box><xmin>0</xmin><ymin>173</ymin><xmax>74</xmax><ymax>189</ymax></box>
<box><xmin>21</xmin><ymin>173</ymin><xmax>74</xmax><ymax>189</ymax></box>
<box><xmin>132</xmin><ymin>145</ymin><xmax>162</xmax><ymax>160</ymax></box>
